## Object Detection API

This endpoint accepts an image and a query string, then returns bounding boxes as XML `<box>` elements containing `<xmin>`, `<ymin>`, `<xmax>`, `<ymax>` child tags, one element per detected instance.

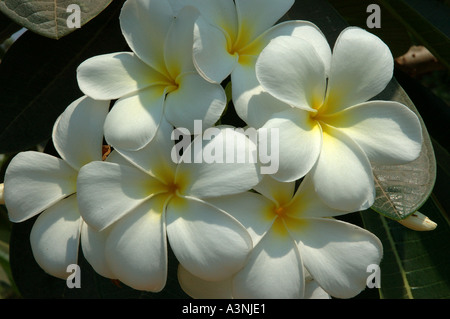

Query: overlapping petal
<box><xmin>311</xmin><ymin>124</ymin><xmax>375</xmax><ymax>211</ymax></box>
<box><xmin>119</xmin><ymin>0</ymin><xmax>173</xmax><ymax>76</ymax></box>
<box><xmin>30</xmin><ymin>195</ymin><xmax>82</xmax><ymax>279</ymax></box>
<box><xmin>77</xmin><ymin>161</ymin><xmax>166</xmax><ymax>231</ymax></box>
<box><xmin>291</xmin><ymin>218</ymin><xmax>383</xmax><ymax>298</ymax></box>
<box><xmin>324</xmin><ymin>27</ymin><xmax>394</xmax><ymax>114</ymax></box>
<box><xmin>166</xmin><ymin>196</ymin><xmax>252</xmax><ymax>281</ymax></box>
<box><xmin>103</xmin><ymin>86</ymin><xmax>166</xmax><ymax>151</ymax></box>
<box><xmin>176</xmin><ymin>127</ymin><xmax>261</xmax><ymax>198</ymax></box>
<box><xmin>232</xmin><ymin>220</ymin><xmax>304</xmax><ymax>299</ymax></box>
<box><xmin>164</xmin><ymin>73</ymin><xmax>226</xmax><ymax>131</ymax></box>
<box><xmin>260</xmin><ymin>108</ymin><xmax>322</xmax><ymax>182</ymax></box>
<box><xmin>324</xmin><ymin>101</ymin><xmax>423</xmax><ymax>164</ymax></box>
<box><xmin>52</xmin><ymin>96</ymin><xmax>109</xmax><ymax>170</ymax></box>
<box><xmin>76</xmin><ymin>52</ymin><xmax>167</xmax><ymax>100</ymax></box>
<box><xmin>105</xmin><ymin>195</ymin><xmax>168</xmax><ymax>292</ymax></box>
<box><xmin>4</xmin><ymin>152</ymin><xmax>77</xmax><ymax>222</ymax></box>
<box><xmin>256</xmin><ymin>36</ymin><xmax>326</xmax><ymax>111</ymax></box>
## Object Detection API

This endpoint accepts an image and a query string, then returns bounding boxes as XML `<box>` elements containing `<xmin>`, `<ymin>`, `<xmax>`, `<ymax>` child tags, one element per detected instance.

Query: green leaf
<box><xmin>0</xmin><ymin>0</ymin><xmax>128</xmax><ymax>154</ymax></box>
<box><xmin>0</xmin><ymin>10</ymin><xmax>22</xmax><ymax>45</ymax></box>
<box><xmin>360</xmin><ymin>196</ymin><xmax>450</xmax><ymax>299</ymax></box>
<box><xmin>0</xmin><ymin>0</ymin><xmax>113</xmax><ymax>40</ymax></box>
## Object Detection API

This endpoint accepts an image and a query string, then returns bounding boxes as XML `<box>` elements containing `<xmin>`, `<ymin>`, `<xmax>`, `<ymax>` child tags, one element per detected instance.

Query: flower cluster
<box><xmin>2</xmin><ymin>0</ymin><xmax>423</xmax><ymax>299</ymax></box>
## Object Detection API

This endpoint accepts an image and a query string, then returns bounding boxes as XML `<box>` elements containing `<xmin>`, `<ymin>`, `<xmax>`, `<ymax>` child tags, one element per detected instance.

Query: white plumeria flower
<box><xmin>178</xmin><ymin>264</ymin><xmax>330</xmax><ymax>299</ymax></box>
<box><xmin>169</xmin><ymin>0</ymin><xmax>332</xmax><ymax>128</ymax></box>
<box><xmin>256</xmin><ymin>27</ymin><xmax>423</xmax><ymax>211</ymax></box>
<box><xmin>76</xmin><ymin>118</ymin><xmax>261</xmax><ymax>292</ymax></box>
<box><xmin>3</xmin><ymin>96</ymin><xmax>111</xmax><ymax>279</ymax></box>
<box><xmin>179</xmin><ymin>175</ymin><xmax>383</xmax><ymax>299</ymax></box>
<box><xmin>77</xmin><ymin>0</ymin><xmax>226</xmax><ymax>151</ymax></box>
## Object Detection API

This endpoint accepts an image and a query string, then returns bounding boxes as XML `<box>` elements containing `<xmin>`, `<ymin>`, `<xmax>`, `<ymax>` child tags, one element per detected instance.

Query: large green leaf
<box><xmin>0</xmin><ymin>0</ymin><xmax>128</xmax><ymax>154</ymax></box>
<box><xmin>0</xmin><ymin>0</ymin><xmax>112</xmax><ymax>40</ymax></box>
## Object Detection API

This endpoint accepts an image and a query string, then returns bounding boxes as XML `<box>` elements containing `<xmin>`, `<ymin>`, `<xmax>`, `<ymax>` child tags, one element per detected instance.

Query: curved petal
<box><xmin>325</xmin><ymin>101</ymin><xmax>423</xmax><ymax>164</ymax></box>
<box><xmin>291</xmin><ymin>218</ymin><xmax>383</xmax><ymax>298</ymax></box>
<box><xmin>235</xmin><ymin>0</ymin><xmax>294</xmax><ymax>46</ymax></box>
<box><xmin>324</xmin><ymin>27</ymin><xmax>394</xmax><ymax>114</ymax></box>
<box><xmin>30</xmin><ymin>195</ymin><xmax>81</xmax><ymax>279</ymax></box>
<box><xmin>193</xmin><ymin>16</ymin><xmax>239</xmax><ymax>83</ymax></box>
<box><xmin>285</xmin><ymin>174</ymin><xmax>350</xmax><ymax>219</ymax></box>
<box><xmin>304</xmin><ymin>279</ymin><xmax>331</xmax><ymax>299</ymax></box>
<box><xmin>256</xmin><ymin>36</ymin><xmax>326</xmax><ymax>111</ymax></box>
<box><xmin>253</xmin><ymin>174</ymin><xmax>295</xmax><ymax>206</ymax></box>
<box><xmin>77</xmin><ymin>161</ymin><xmax>166</xmax><ymax>231</ymax></box>
<box><xmin>232</xmin><ymin>60</ymin><xmax>291</xmax><ymax>129</ymax></box>
<box><xmin>166</xmin><ymin>196</ymin><xmax>252</xmax><ymax>281</ymax></box>
<box><xmin>164</xmin><ymin>73</ymin><xmax>226</xmax><ymax>130</ymax></box>
<box><xmin>178</xmin><ymin>265</ymin><xmax>233</xmax><ymax>299</ymax></box>
<box><xmin>77</xmin><ymin>52</ymin><xmax>167</xmax><ymax>100</ymax></box>
<box><xmin>114</xmin><ymin>118</ymin><xmax>177</xmax><ymax>182</ymax></box>
<box><xmin>232</xmin><ymin>219</ymin><xmax>304</xmax><ymax>299</ymax></box>
<box><xmin>233</xmin><ymin>20</ymin><xmax>330</xmax><ymax>128</ymax></box>
<box><xmin>4</xmin><ymin>151</ymin><xmax>77</xmax><ymax>223</ymax></box>
<box><xmin>53</xmin><ymin>96</ymin><xmax>109</xmax><ymax>170</ymax></box>
<box><xmin>80</xmin><ymin>222</ymin><xmax>115</xmax><ymax>279</ymax></box>
<box><xmin>105</xmin><ymin>195</ymin><xmax>168</xmax><ymax>292</ymax></box>
<box><xmin>260</xmin><ymin>108</ymin><xmax>322</xmax><ymax>182</ymax></box>
<box><xmin>164</xmin><ymin>6</ymin><xmax>199</xmax><ymax>77</ymax></box>
<box><xmin>119</xmin><ymin>0</ymin><xmax>173</xmax><ymax>76</ymax></box>
<box><xmin>104</xmin><ymin>86</ymin><xmax>165</xmax><ymax>151</ymax></box>
<box><xmin>176</xmin><ymin>126</ymin><xmax>261</xmax><ymax>198</ymax></box>
<box><xmin>207</xmin><ymin>191</ymin><xmax>275</xmax><ymax>246</ymax></box>
<box><xmin>311</xmin><ymin>124</ymin><xmax>375</xmax><ymax>211</ymax></box>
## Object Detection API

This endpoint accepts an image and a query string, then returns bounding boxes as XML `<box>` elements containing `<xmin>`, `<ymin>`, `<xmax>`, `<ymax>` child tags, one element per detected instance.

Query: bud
<box><xmin>398</xmin><ymin>211</ymin><xmax>437</xmax><ymax>231</ymax></box>
<box><xmin>0</xmin><ymin>183</ymin><xmax>4</xmax><ymax>205</ymax></box>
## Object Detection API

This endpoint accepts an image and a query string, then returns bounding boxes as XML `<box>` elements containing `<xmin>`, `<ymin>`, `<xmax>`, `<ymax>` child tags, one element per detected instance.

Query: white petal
<box><xmin>105</xmin><ymin>195</ymin><xmax>168</xmax><ymax>292</ymax></box>
<box><xmin>52</xmin><ymin>96</ymin><xmax>109</xmax><ymax>170</ymax></box>
<box><xmin>233</xmin><ymin>20</ymin><xmax>330</xmax><ymax>128</ymax></box>
<box><xmin>286</xmin><ymin>175</ymin><xmax>349</xmax><ymax>219</ymax></box>
<box><xmin>304</xmin><ymin>279</ymin><xmax>331</xmax><ymax>299</ymax></box>
<box><xmin>207</xmin><ymin>191</ymin><xmax>275</xmax><ymax>246</ymax></box>
<box><xmin>253</xmin><ymin>174</ymin><xmax>295</xmax><ymax>206</ymax></box>
<box><xmin>166</xmin><ymin>196</ymin><xmax>252</xmax><ymax>281</ymax></box>
<box><xmin>311</xmin><ymin>124</ymin><xmax>375</xmax><ymax>211</ymax></box>
<box><xmin>77</xmin><ymin>161</ymin><xmax>165</xmax><ymax>231</ymax></box>
<box><xmin>256</xmin><ymin>36</ymin><xmax>326</xmax><ymax>111</ymax></box>
<box><xmin>325</xmin><ymin>101</ymin><xmax>423</xmax><ymax>164</ymax></box>
<box><xmin>235</xmin><ymin>0</ymin><xmax>294</xmax><ymax>45</ymax></box>
<box><xmin>178</xmin><ymin>265</ymin><xmax>233</xmax><ymax>299</ymax></box>
<box><xmin>30</xmin><ymin>195</ymin><xmax>81</xmax><ymax>279</ymax></box>
<box><xmin>119</xmin><ymin>0</ymin><xmax>173</xmax><ymax>75</ymax></box>
<box><xmin>77</xmin><ymin>52</ymin><xmax>167</xmax><ymax>100</ymax></box>
<box><xmin>176</xmin><ymin>127</ymin><xmax>261</xmax><ymax>198</ymax></box>
<box><xmin>114</xmin><ymin>118</ymin><xmax>177</xmax><ymax>180</ymax></box>
<box><xmin>164</xmin><ymin>6</ymin><xmax>199</xmax><ymax>77</ymax></box>
<box><xmin>4</xmin><ymin>152</ymin><xmax>77</xmax><ymax>222</ymax></box>
<box><xmin>291</xmin><ymin>218</ymin><xmax>383</xmax><ymax>298</ymax></box>
<box><xmin>164</xmin><ymin>73</ymin><xmax>226</xmax><ymax>130</ymax></box>
<box><xmin>324</xmin><ymin>27</ymin><xmax>394</xmax><ymax>113</ymax></box>
<box><xmin>232</xmin><ymin>220</ymin><xmax>304</xmax><ymax>299</ymax></box>
<box><xmin>232</xmin><ymin>60</ymin><xmax>291</xmax><ymax>129</ymax></box>
<box><xmin>193</xmin><ymin>16</ymin><xmax>239</xmax><ymax>83</ymax></box>
<box><xmin>80</xmin><ymin>222</ymin><xmax>115</xmax><ymax>279</ymax></box>
<box><xmin>260</xmin><ymin>108</ymin><xmax>322</xmax><ymax>182</ymax></box>
<box><xmin>104</xmin><ymin>86</ymin><xmax>165</xmax><ymax>151</ymax></box>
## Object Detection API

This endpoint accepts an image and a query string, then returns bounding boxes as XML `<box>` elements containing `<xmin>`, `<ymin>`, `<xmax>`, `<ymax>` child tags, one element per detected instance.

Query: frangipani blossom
<box><xmin>76</xmin><ymin>118</ymin><xmax>261</xmax><ymax>291</ymax></box>
<box><xmin>256</xmin><ymin>27</ymin><xmax>423</xmax><ymax>211</ymax></box>
<box><xmin>77</xmin><ymin>0</ymin><xmax>226</xmax><ymax>151</ymax></box>
<box><xmin>3</xmin><ymin>96</ymin><xmax>110</xmax><ymax>279</ymax></box>
<box><xmin>169</xmin><ymin>0</ymin><xmax>332</xmax><ymax>128</ymax></box>
<box><xmin>179</xmin><ymin>175</ymin><xmax>382</xmax><ymax>299</ymax></box>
